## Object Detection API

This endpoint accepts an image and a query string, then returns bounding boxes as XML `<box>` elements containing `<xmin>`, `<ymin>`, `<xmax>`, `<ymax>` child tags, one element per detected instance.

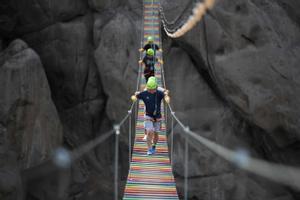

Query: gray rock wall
<box><xmin>0</xmin><ymin>39</ymin><xmax>63</xmax><ymax>199</ymax></box>
<box><xmin>161</xmin><ymin>0</ymin><xmax>300</xmax><ymax>199</ymax></box>
<box><xmin>0</xmin><ymin>0</ymin><xmax>88</xmax><ymax>36</ymax></box>
<box><xmin>0</xmin><ymin>0</ymin><xmax>299</xmax><ymax>199</ymax></box>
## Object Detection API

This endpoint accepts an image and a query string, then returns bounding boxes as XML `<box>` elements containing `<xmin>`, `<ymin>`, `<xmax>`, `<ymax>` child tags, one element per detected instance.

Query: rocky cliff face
<box><xmin>161</xmin><ymin>0</ymin><xmax>300</xmax><ymax>199</ymax></box>
<box><xmin>0</xmin><ymin>0</ymin><xmax>300</xmax><ymax>199</ymax></box>
<box><xmin>0</xmin><ymin>39</ymin><xmax>63</xmax><ymax>199</ymax></box>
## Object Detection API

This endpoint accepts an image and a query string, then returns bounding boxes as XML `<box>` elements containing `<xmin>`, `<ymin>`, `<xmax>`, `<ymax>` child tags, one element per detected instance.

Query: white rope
<box><xmin>159</xmin><ymin>1</ymin><xmax>190</xmax><ymax>33</ymax></box>
<box><xmin>155</xmin><ymin>0</ymin><xmax>300</xmax><ymax>194</ymax></box>
<box><xmin>128</xmin><ymin>110</ymin><xmax>132</xmax><ymax>163</ymax></box>
<box><xmin>71</xmin><ymin>130</ymin><xmax>114</xmax><ymax>161</ymax></box>
<box><xmin>184</xmin><ymin>135</ymin><xmax>189</xmax><ymax>200</ymax></box>
<box><xmin>152</xmin><ymin>0</ymin><xmax>155</xmax><ymax>39</ymax></box>
<box><xmin>171</xmin><ymin>114</ymin><xmax>174</xmax><ymax>166</ymax></box>
<box><xmin>161</xmin><ymin>0</ymin><xmax>216</xmax><ymax>38</ymax></box>
<box><xmin>137</xmin><ymin>0</ymin><xmax>146</xmax><ymax>91</ymax></box>
<box><xmin>114</xmin><ymin>125</ymin><xmax>120</xmax><ymax>200</ymax></box>
<box><xmin>166</xmin><ymin>103</ymin><xmax>300</xmax><ymax>191</ymax></box>
<box><xmin>158</xmin><ymin>6</ymin><xmax>167</xmax><ymax>89</ymax></box>
<box><xmin>70</xmin><ymin>101</ymin><xmax>136</xmax><ymax>161</ymax></box>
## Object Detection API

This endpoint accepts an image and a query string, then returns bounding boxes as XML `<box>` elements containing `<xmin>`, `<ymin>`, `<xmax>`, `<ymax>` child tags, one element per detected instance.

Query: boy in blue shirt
<box><xmin>131</xmin><ymin>77</ymin><xmax>170</xmax><ymax>155</ymax></box>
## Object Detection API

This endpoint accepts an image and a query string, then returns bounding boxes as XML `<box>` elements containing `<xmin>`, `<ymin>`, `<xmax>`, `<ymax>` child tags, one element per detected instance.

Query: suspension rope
<box><xmin>170</xmin><ymin>113</ymin><xmax>174</xmax><ymax>166</ymax></box>
<box><xmin>159</xmin><ymin>0</ymin><xmax>190</xmax><ymax>26</ymax></box>
<box><xmin>128</xmin><ymin>110</ymin><xmax>132</xmax><ymax>163</ymax></box>
<box><xmin>158</xmin><ymin>26</ymin><xmax>300</xmax><ymax>190</ymax></box>
<box><xmin>152</xmin><ymin>0</ymin><xmax>155</xmax><ymax>38</ymax></box>
<box><xmin>71</xmin><ymin>130</ymin><xmax>114</xmax><ymax>161</ymax></box>
<box><xmin>70</xmin><ymin>101</ymin><xmax>136</xmax><ymax>160</ymax></box>
<box><xmin>114</xmin><ymin>125</ymin><xmax>120</xmax><ymax>200</ymax></box>
<box><xmin>152</xmin><ymin>0</ymin><xmax>157</xmax><ymax>81</ymax></box>
<box><xmin>184</xmin><ymin>135</ymin><xmax>189</xmax><ymax>200</ymax></box>
<box><xmin>136</xmin><ymin>0</ymin><xmax>145</xmax><ymax>91</ymax></box>
<box><xmin>158</xmin><ymin>6</ymin><xmax>167</xmax><ymax>89</ymax></box>
<box><xmin>48</xmin><ymin>29</ymin><xmax>142</xmax><ymax>195</ymax></box>
<box><xmin>158</xmin><ymin>1</ymin><xmax>191</xmax><ymax>33</ymax></box>
<box><xmin>137</xmin><ymin>62</ymin><xmax>143</xmax><ymax>91</ymax></box>
<box><xmin>67</xmin><ymin>3</ymin><xmax>146</xmax><ymax>194</ymax></box>
<box><xmin>68</xmin><ymin>84</ymin><xmax>137</xmax><ymax>199</ymax></box>
<box><xmin>166</xmin><ymin>103</ymin><xmax>300</xmax><ymax>191</ymax></box>
<box><xmin>25</xmin><ymin>99</ymin><xmax>136</xmax><ymax>184</ymax></box>
<box><xmin>160</xmin><ymin>0</ymin><xmax>216</xmax><ymax>38</ymax></box>
<box><xmin>124</xmin><ymin>2</ymin><xmax>179</xmax><ymax>199</ymax></box>
<box><xmin>157</xmin><ymin>2</ymin><xmax>168</xmax><ymax>133</ymax></box>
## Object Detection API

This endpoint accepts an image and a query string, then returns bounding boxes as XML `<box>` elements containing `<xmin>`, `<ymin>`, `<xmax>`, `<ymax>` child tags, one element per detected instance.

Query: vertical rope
<box><xmin>152</xmin><ymin>0</ymin><xmax>155</xmax><ymax>39</ymax></box>
<box><xmin>171</xmin><ymin>114</ymin><xmax>174</xmax><ymax>166</ymax></box>
<box><xmin>165</xmin><ymin>102</ymin><xmax>168</xmax><ymax>133</ymax></box>
<box><xmin>184</xmin><ymin>135</ymin><xmax>189</xmax><ymax>200</ymax></box>
<box><xmin>161</xmin><ymin>63</ymin><xmax>167</xmax><ymax>89</ymax></box>
<box><xmin>158</xmin><ymin>0</ymin><xmax>166</xmax><ymax>89</ymax></box>
<box><xmin>137</xmin><ymin>0</ymin><xmax>145</xmax><ymax>91</ymax></box>
<box><xmin>137</xmin><ymin>61</ymin><xmax>142</xmax><ymax>91</ymax></box>
<box><xmin>128</xmin><ymin>111</ymin><xmax>132</xmax><ymax>163</ymax></box>
<box><xmin>152</xmin><ymin>0</ymin><xmax>156</xmax><ymax>78</ymax></box>
<box><xmin>114</xmin><ymin>125</ymin><xmax>120</xmax><ymax>200</ymax></box>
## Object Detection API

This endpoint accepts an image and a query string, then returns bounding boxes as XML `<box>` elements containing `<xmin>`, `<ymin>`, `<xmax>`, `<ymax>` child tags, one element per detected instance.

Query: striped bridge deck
<box><xmin>123</xmin><ymin>0</ymin><xmax>179</xmax><ymax>199</ymax></box>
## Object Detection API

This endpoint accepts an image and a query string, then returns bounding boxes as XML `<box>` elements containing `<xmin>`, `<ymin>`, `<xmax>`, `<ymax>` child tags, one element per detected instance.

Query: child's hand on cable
<box><xmin>131</xmin><ymin>95</ymin><xmax>137</xmax><ymax>102</ymax></box>
<box><xmin>131</xmin><ymin>92</ymin><xmax>139</xmax><ymax>102</ymax></box>
<box><xmin>164</xmin><ymin>95</ymin><xmax>170</xmax><ymax>104</ymax></box>
<box><xmin>164</xmin><ymin>89</ymin><xmax>169</xmax><ymax>96</ymax></box>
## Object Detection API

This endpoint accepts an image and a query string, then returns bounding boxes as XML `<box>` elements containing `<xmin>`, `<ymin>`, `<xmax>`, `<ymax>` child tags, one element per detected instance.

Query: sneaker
<box><xmin>143</xmin><ymin>134</ymin><xmax>147</xmax><ymax>141</ymax></box>
<box><xmin>147</xmin><ymin>149</ymin><xmax>153</xmax><ymax>155</ymax></box>
<box><xmin>151</xmin><ymin>145</ymin><xmax>156</xmax><ymax>154</ymax></box>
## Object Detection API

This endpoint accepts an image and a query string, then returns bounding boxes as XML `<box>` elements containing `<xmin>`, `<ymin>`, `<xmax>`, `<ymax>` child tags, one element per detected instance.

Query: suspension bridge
<box><xmin>21</xmin><ymin>0</ymin><xmax>300</xmax><ymax>199</ymax></box>
<box><xmin>123</xmin><ymin>0</ymin><xmax>177</xmax><ymax>199</ymax></box>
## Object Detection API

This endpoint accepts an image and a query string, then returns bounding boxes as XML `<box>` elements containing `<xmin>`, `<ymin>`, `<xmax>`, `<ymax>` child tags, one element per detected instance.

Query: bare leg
<box><xmin>152</xmin><ymin>121</ymin><xmax>160</xmax><ymax>148</ymax></box>
<box><xmin>143</xmin><ymin>129</ymin><xmax>147</xmax><ymax>140</ymax></box>
<box><xmin>153</xmin><ymin>132</ymin><xmax>159</xmax><ymax>146</ymax></box>
<box><xmin>147</xmin><ymin>130</ymin><xmax>154</xmax><ymax>150</ymax></box>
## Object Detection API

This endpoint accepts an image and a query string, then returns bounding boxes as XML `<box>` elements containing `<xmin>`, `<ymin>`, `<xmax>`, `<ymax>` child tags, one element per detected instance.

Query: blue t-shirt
<box><xmin>137</xmin><ymin>90</ymin><xmax>164</xmax><ymax>119</ymax></box>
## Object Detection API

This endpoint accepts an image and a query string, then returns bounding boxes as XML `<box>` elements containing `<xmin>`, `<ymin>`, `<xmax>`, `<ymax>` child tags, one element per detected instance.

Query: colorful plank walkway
<box><xmin>123</xmin><ymin>0</ymin><xmax>179</xmax><ymax>199</ymax></box>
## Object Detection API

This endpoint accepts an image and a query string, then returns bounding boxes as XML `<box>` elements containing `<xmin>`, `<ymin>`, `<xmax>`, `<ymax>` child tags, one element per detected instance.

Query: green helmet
<box><xmin>146</xmin><ymin>76</ymin><xmax>157</xmax><ymax>90</ymax></box>
<box><xmin>147</xmin><ymin>36</ymin><xmax>154</xmax><ymax>43</ymax></box>
<box><xmin>146</xmin><ymin>48</ymin><xmax>154</xmax><ymax>56</ymax></box>
<box><xmin>148</xmin><ymin>76</ymin><xmax>157</xmax><ymax>83</ymax></box>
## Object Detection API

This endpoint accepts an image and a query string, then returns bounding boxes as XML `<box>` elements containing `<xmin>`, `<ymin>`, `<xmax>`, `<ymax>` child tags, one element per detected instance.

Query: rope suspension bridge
<box><xmin>123</xmin><ymin>0</ymin><xmax>177</xmax><ymax>199</ymax></box>
<box><xmin>21</xmin><ymin>0</ymin><xmax>300</xmax><ymax>199</ymax></box>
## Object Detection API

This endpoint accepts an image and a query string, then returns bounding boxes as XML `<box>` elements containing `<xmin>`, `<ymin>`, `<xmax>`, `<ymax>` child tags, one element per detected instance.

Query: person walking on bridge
<box><xmin>139</xmin><ymin>36</ymin><xmax>162</xmax><ymax>55</ymax></box>
<box><xmin>142</xmin><ymin>77</ymin><xmax>168</xmax><ymax>141</ymax></box>
<box><xmin>139</xmin><ymin>48</ymin><xmax>163</xmax><ymax>83</ymax></box>
<box><xmin>131</xmin><ymin>77</ymin><xmax>170</xmax><ymax>155</ymax></box>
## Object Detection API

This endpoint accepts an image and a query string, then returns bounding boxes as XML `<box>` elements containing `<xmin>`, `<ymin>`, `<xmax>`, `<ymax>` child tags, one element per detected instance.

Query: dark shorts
<box><xmin>144</xmin><ymin>71</ymin><xmax>155</xmax><ymax>82</ymax></box>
